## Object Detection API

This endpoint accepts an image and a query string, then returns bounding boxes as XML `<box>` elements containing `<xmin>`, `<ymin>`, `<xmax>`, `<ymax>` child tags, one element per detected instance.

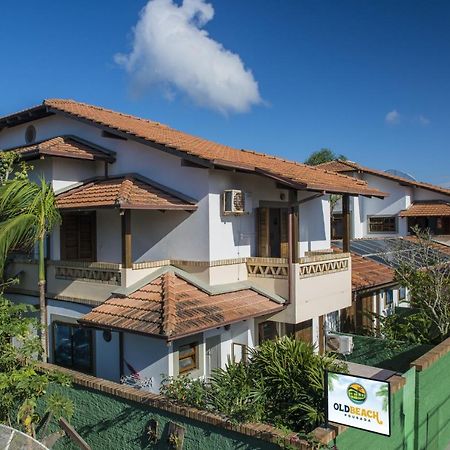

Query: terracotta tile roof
<box><xmin>5</xmin><ymin>136</ymin><xmax>114</xmax><ymax>162</ymax></box>
<box><xmin>56</xmin><ymin>175</ymin><xmax>197</xmax><ymax>210</ymax></box>
<box><xmin>79</xmin><ymin>271</ymin><xmax>284</xmax><ymax>339</ymax></box>
<box><xmin>318</xmin><ymin>159</ymin><xmax>450</xmax><ymax>196</ymax></box>
<box><xmin>351</xmin><ymin>253</ymin><xmax>394</xmax><ymax>291</ymax></box>
<box><xmin>399</xmin><ymin>201</ymin><xmax>450</xmax><ymax>217</ymax></box>
<box><xmin>33</xmin><ymin>99</ymin><xmax>386</xmax><ymax>197</ymax></box>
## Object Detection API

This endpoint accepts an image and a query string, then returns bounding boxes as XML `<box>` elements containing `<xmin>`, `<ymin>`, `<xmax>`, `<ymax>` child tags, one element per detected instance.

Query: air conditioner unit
<box><xmin>222</xmin><ymin>189</ymin><xmax>246</xmax><ymax>215</ymax></box>
<box><xmin>383</xmin><ymin>307</ymin><xmax>394</xmax><ymax>317</ymax></box>
<box><xmin>326</xmin><ymin>333</ymin><xmax>354</xmax><ymax>355</ymax></box>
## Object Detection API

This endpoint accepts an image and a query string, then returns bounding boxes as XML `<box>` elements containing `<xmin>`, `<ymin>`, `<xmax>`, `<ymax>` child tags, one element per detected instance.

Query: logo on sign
<box><xmin>347</xmin><ymin>383</ymin><xmax>367</xmax><ymax>404</ymax></box>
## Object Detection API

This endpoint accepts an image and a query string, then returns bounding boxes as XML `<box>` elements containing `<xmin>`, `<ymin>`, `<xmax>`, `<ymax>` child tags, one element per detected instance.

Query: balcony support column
<box><xmin>342</xmin><ymin>194</ymin><xmax>351</xmax><ymax>252</ymax></box>
<box><xmin>288</xmin><ymin>190</ymin><xmax>299</xmax><ymax>305</ymax></box>
<box><xmin>121</xmin><ymin>209</ymin><xmax>132</xmax><ymax>269</ymax></box>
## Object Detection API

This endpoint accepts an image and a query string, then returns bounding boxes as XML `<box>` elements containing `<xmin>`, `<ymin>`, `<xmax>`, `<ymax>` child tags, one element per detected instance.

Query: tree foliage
<box><xmin>389</xmin><ymin>227</ymin><xmax>450</xmax><ymax>342</ymax></box>
<box><xmin>0</xmin><ymin>177</ymin><xmax>61</xmax><ymax>358</ymax></box>
<box><xmin>161</xmin><ymin>337</ymin><xmax>347</xmax><ymax>433</ymax></box>
<box><xmin>368</xmin><ymin>310</ymin><xmax>432</xmax><ymax>344</ymax></box>
<box><xmin>304</xmin><ymin>148</ymin><xmax>347</xmax><ymax>166</ymax></box>
<box><xmin>0</xmin><ymin>295</ymin><xmax>73</xmax><ymax>438</ymax></box>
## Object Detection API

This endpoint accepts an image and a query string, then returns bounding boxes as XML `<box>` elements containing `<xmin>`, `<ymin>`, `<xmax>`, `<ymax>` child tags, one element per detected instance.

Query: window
<box><xmin>258</xmin><ymin>321</ymin><xmax>278</xmax><ymax>345</ymax></box>
<box><xmin>399</xmin><ymin>287</ymin><xmax>406</xmax><ymax>301</ymax></box>
<box><xmin>368</xmin><ymin>216</ymin><xmax>397</xmax><ymax>233</ymax></box>
<box><xmin>385</xmin><ymin>289</ymin><xmax>394</xmax><ymax>306</ymax></box>
<box><xmin>178</xmin><ymin>342</ymin><xmax>198</xmax><ymax>373</ymax></box>
<box><xmin>53</xmin><ymin>321</ymin><xmax>93</xmax><ymax>373</ymax></box>
<box><xmin>60</xmin><ymin>212</ymin><xmax>96</xmax><ymax>261</ymax></box>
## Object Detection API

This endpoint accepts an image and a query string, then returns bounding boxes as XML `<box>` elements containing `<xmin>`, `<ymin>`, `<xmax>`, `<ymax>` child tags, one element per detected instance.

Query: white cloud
<box><xmin>418</xmin><ymin>114</ymin><xmax>430</xmax><ymax>126</ymax></box>
<box><xmin>385</xmin><ymin>109</ymin><xmax>401</xmax><ymax>125</ymax></box>
<box><xmin>116</xmin><ymin>0</ymin><xmax>262</xmax><ymax>114</ymax></box>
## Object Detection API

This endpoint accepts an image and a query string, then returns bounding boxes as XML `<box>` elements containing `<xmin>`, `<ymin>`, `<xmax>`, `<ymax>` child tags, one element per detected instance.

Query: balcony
<box><xmin>247</xmin><ymin>252</ymin><xmax>352</xmax><ymax>324</ymax></box>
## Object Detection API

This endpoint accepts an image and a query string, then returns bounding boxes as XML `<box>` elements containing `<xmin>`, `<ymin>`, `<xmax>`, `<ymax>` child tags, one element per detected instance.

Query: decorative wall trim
<box><xmin>54</xmin><ymin>264</ymin><xmax>121</xmax><ymax>286</ymax></box>
<box><xmin>247</xmin><ymin>258</ymin><xmax>288</xmax><ymax>279</ymax></box>
<box><xmin>298</xmin><ymin>257</ymin><xmax>349</xmax><ymax>278</ymax></box>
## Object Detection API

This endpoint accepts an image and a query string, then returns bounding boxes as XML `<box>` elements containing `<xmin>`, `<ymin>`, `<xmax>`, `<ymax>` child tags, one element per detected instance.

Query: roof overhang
<box><xmin>0</xmin><ymin>102</ymin><xmax>387</xmax><ymax>198</ymax></box>
<box><xmin>56</xmin><ymin>174</ymin><xmax>198</xmax><ymax>211</ymax></box>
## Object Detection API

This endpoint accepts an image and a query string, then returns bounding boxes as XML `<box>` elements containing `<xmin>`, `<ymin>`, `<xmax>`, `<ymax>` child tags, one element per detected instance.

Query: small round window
<box><xmin>25</xmin><ymin>125</ymin><xmax>36</xmax><ymax>144</ymax></box>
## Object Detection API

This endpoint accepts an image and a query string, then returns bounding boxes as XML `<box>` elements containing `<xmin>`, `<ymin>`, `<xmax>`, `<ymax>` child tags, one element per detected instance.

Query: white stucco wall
<box><xmin>122</xmin><ymin>333</ymin><xmax>169</xmax><ymax>393</ymax></box>
<box><xmin>298</xmin><ymin>194</ymin><xmax>330</xmax><ymax>255</ymax></box>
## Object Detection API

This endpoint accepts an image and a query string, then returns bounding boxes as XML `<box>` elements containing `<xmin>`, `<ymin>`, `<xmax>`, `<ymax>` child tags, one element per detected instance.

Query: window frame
<box><xmin>367</xmin><ymin>215</ymin><xmax>398</xmax><ymax>234</ymax></box>
<box><xmin>52</xmin><ymin>320</ymin><xmax>94</xmax><ymax>374</ymax></box>
<box><xmin>178</xmin><ymin>342</ymin><xmax>198</xmax><ymax>374</ymax></box>
<box><xmin>60</xmin><ymin>211</ymin><xmax>97</xmax><ymax>261</ymax></box>
<box><xmin>232</xmin><ymin>343</ymin><xmax>248</xmax><ymax>364</ymax></box>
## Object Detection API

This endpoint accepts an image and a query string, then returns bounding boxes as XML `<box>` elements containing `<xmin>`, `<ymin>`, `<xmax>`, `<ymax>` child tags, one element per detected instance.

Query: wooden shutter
<box><xmin>60</xmin><ymin>213</ymin><xmax>96</xmax><ymax>261</ymax></box>
<box><xmin>280</xmin><ymin>208</ymin><xmax>289</xmax><ymax>258</ymax></box>
<box><xmin>257</xmin><ymin>207</ymin><xmax>270</xmax><ymax>257</ymax></box>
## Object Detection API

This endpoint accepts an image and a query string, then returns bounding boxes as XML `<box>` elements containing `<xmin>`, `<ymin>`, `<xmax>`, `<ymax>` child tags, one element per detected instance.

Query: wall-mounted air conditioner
<box><xmin>326</xmin><ymin>333</ymin><xmax>354</xmax><ymax>355</ymax></box>
<box><xmin>222</xmin><ymin>190</ymin><xmax>248</xmax><ymax>215</ymax></box>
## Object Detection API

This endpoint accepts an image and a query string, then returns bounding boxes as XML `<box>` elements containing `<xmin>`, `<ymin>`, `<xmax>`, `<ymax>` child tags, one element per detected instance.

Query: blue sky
<box><xmin>1</xmin><ymin>0</ymin><xmax>449</xmax><ymax>185</ymax></box>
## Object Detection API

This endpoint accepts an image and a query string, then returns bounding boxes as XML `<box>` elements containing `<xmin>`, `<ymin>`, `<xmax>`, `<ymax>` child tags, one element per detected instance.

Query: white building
<box><xmin>319</xmin><ymin>160</ymin><xmax>450</xmax><ymax>239</ymax></box>
<box><xmin>0</xmin><ymin>99</ymin><xmax>385</xmax><ymax>392</ymax></box>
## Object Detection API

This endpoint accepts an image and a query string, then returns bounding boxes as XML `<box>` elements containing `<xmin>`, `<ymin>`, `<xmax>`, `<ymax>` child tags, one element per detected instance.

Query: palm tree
<box><xmin>376</xmin><ymin>385</ymin><xmax>389</xmax><ymax>411</ymax></box>
<box><xmin>0</xmin><ymin>177</ymin><xmax>60</xmax><ymax>360</ymax></box>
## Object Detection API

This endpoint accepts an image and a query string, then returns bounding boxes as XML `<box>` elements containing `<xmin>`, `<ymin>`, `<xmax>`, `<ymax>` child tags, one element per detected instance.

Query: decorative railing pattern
<box><xmin>298</xmin><ymin>257</ymin><xmax>349</xmax><ymax>278</ymax></box>
<box><xmin>53</xmin><ymin>261</ymin><xmax>122</xmax><ymax>285</ymax></box>
<box><xmin>246</xmin><ymin>258</ymin><xmax>288</xmax><ymax>279</ymax></box>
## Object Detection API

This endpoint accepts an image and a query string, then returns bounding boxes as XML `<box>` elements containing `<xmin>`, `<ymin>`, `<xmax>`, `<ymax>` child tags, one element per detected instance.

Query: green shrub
<box><xmin>160</xmin><ymin>375</ymin><xmax>207</xmax><ymax>409</ymax></box>
<box><xmin>207</xmin><ymin>361</ymin><xmax>266</xmax><ymax>423</ymax></box>
<box><xmin>162</xmin><ymin>336</ymin><xmax>347</xmax><ymax>433</ymax></box>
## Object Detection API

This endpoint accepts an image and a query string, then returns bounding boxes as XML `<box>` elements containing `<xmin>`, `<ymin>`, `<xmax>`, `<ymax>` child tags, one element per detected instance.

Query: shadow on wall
<box><xmin>300</xmin><ymin>199</ymin><xmax>327</xmax><ymax>252</ymax></box>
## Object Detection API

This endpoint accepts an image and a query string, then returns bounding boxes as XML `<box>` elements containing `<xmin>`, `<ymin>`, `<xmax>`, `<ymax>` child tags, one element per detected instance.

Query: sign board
<box><xmin>326</xmin><ymin>371</ymin><xmax>391</xmax><ymax>436</ymax></box>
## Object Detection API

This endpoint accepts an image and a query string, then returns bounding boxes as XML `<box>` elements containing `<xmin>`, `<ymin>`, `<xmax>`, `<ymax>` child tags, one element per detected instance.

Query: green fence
<box><xmin>41</xmin><ymin>383</ymin><xmax>280</xmax><ymax>450</ymax></box>
<box><xmin>37</xmin><ymin>340</ymin><xmax>450</xmax><ymax>450</ymax></box>
<box><xmin>334</xmin><ymin>339</ymin><xmax>450</xmax><ymax>450</ymax></box>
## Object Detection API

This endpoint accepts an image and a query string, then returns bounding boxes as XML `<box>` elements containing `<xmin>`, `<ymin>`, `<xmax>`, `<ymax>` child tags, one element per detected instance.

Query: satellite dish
<box><xmin>385</xmin><ymin>169</ymin><xmax>417</xmax><ymax>181</ymax></box>
<box><xmin>0</xmin><ymin>424</ymin><xmax>49</xmax><ymax>450</ymax></box>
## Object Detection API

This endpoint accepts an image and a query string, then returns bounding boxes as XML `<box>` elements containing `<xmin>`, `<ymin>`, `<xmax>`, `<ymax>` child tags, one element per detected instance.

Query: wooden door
<box><xmin>257</xmin><ymin>207</ymin><xmax>289</xmax><ymax>258</ymax></box>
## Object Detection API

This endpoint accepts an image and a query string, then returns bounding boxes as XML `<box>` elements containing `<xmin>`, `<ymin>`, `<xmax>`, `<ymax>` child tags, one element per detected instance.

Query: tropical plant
<box><xmin>0</xmin><ymin>177</ymin><xmax>61</xmax><ymax>359</ymax></box>
<box><xmin>248</xmin><ymin>337</ymin><xmax>346</xmax><ymax>431</ymax></box>
<box><xmin>162</xmin><ymin>337</ymin><xmax>347</xmax><ymax>433</ymax></box>
<box><xmin>0</xmin><ymin>295</ymin><xmax>73</xmax><ymax>439</ymax></box>
<box><xmin>376</xmin><ymin>385</ymin><xmax>389</xmax><ymax>412</ymax></box>
<box><xmin>208</xmin><ymin>361</ymin><xmax>266</xmax><ymax>423</ymax></box>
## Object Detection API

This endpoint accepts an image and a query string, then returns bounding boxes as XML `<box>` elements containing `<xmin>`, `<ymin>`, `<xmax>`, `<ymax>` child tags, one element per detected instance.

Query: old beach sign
<box><xmin>326</xmin><ymin>371</ymin><xmax>391</xmax><ymax>436</ymax></box>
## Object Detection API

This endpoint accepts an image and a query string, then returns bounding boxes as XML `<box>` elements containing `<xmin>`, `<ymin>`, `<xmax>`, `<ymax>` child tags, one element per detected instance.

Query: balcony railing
<box><xmin>52</xmin><ymin>261</ymin><xmax>122</xmax><ymax>286</ymax></box>
<box><xmin>298</xmin><ymin>253</ymin><xmax>349</xmax><ymax>278</ymax></box>
<box><xmin>247</xmin><ymin>253</ymin><xmax>350</xmax><ymax>279</ymax></box>
<box><xmin>246</xmin><ymin>258</ymin><xmax>288</xmax><ymax>279</ymax></box>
